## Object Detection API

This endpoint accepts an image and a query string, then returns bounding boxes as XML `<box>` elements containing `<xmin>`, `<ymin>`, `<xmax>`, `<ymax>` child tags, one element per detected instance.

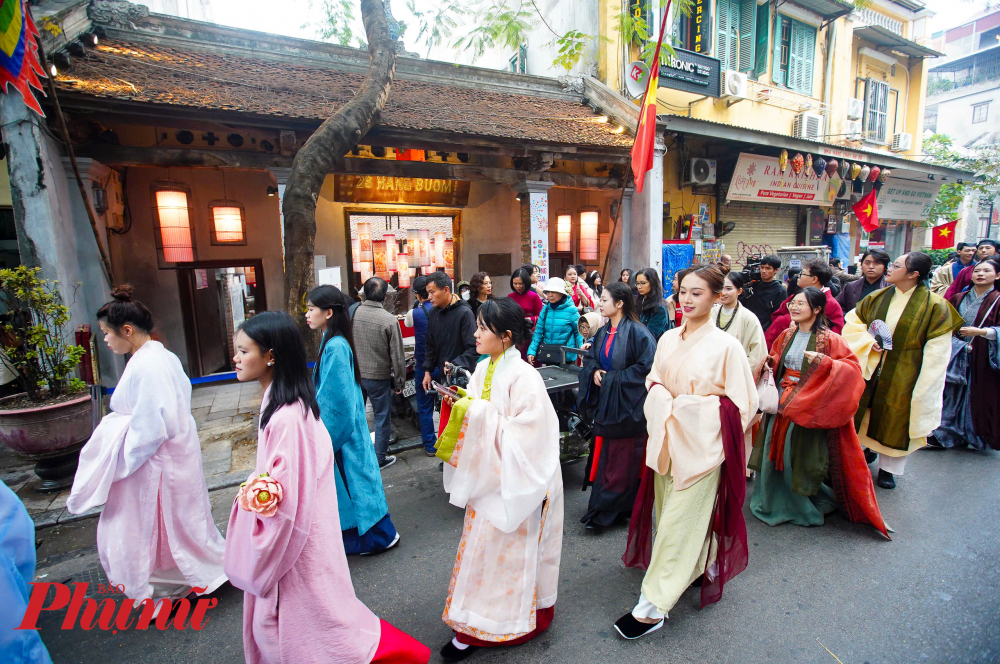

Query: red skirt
<box><xmin>454</xmin><ymin>606</ymin><xmax>555</xmax><ymax>647</ymax></box>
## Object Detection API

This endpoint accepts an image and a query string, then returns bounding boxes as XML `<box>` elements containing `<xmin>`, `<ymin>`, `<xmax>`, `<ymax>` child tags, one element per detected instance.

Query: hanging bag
<box><xmin>756</xmin><ymin>363</ymin><xmax>780</xmax><ymax>415</ymax></box>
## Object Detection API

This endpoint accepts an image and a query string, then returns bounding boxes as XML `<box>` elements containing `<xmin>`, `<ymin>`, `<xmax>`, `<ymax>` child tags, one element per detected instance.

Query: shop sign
<box><xmin>727</xmin><ymin>153</ymin><xmax>836</xmax><ymax>206</ymax></box>
<box><xmin>687</xmin><ymin>0</ymin><xmax>713</xmax><ymax>55</ymax></box>
<box><xmin>658</xmin><ymin>47</ymin><xmax>721</xmax><ymax>97</ymax></box>
<box><xmin>878</xmin><ymin>178</ymin><xmax>942</xmax><ymax>221</ymax></box>
<box><xmin>334</xmin><ymin>175</ymin><xmax>471</xmax><ymax>206</ymax></box>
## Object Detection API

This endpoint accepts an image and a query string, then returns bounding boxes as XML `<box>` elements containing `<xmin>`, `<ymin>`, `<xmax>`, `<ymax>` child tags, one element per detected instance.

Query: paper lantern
<box><xmin>351</xmin><ymin>238</ymin><xmax>362</xmax><ymax>271</ymax></box>
<box><xmin>879</xmin><ymin>168</ymin><xmax>891</xmax><ymax>182</ymax></box>
<box><xmin>779</xmin><ymin>149</ymin><xmax>788</xmax><ymax>173</ymax></box>
<box><xmin>444</xmin><ymin>239</ymin><xmax>454</xmax><ymax>276</ymax></box>
<box><xmin>434</xmin><ymin>231</ymin><xmax>446</xmax><ymax>268</ymax></box>
<box><xmin>372</xmin><ymin>239</ymin><xmax>388</xmax><ymax>274</ymax></box>
<box><xmin>839</xmin><ymin>161</ymin><xmax>850</xmax><ymax>179</ymax></box>
<box><xmin>408</xmin><ymin>265</ymin><xmax>416</xmax><ymax>277</ymax></box>
<box><xmin>211</xmin><ymin>205</ymin><xmax>245</xmax><ymax>243</ymax></box>
<box><xmin>244</xmin><ymin>266</ymin><xmax>256</xmax><ymax>286</ymax></box>
<box><xmin>826</xmin><ymin>159</ymin><xmax>839</xmax><ymax>177</ymax></box>
<box><xmin>850</xmin><ymin>163</ymin><xmax>862</xmax><ymax>180</ymax></box>
<box><xmin>357</xmin><ymin>221</ymin><xmax>373</xmax><ymax>261</ymax></box>
<box><xmin>868</xmin><ymin>166</ymin><xmax>881</xmax><ymax>183</ymax></box>
<box><xmin>360</xmin><ymin>262</ymin><xmax>373</xmax><ymax>282</ymax></box>
<box><xmin>579</xmin><ymin>207</ymin><xmax>599</xmax><ymax>261</ymax></box>
<box><xmin>407</xmin><ymin>235</ymin><xmax>416</xmax><ymax>258</ymax></box>
<box><xmin>556</xmin><ymin>212</ymin><xmax>572</xmax><ymax>252</ymax></box>
<box><xmin>156</xmin><ymin>190</ymin><xmax>194</xmax><ymax>263</ymax></box>
<box><xmin>791</xmin><ymin>153</ymin><xmax>804</xmax><ymax>175</ymax></box>
<box><xmin>837</xmin><ymin>180</ymin><xmax>848</xmax><ymax>197</ymax></box>
<box><xmin>805</xmin><ymin>154</ymin><xmax>813</xmax><ymax>177</ymax></box>
<box><xmin>813</xmin><ymin>157</ymin><xmax>826</xmax><ymax>178</ymax></box>
<box><xmin>858</xmin><ymin>165</ymin><xmax>870</xmax><ymax>182</ymax></box>
<box><xmin>416</xmin><ymin>229</ymin><xmax>431</xmax><ymax>267</ymax></box>
<box><xmin>384</xmin><ymin>233</ymin><xmax>397</xmax><ymax>271</ymax></box>
<box><xmin>397</xmin><ymin>252</ymin><xmax>410</xmax><ymax>287</ymax></box>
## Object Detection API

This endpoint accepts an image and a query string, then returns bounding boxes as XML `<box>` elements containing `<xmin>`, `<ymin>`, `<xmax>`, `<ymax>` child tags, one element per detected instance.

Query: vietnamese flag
<box><xmin>931</xmin><ymin>220</ymin><xmax>959</xmax><ymax>250</ymax></box>
<box><xmin>630</xmin><ymin>1</ymin><xmax>672</xmax><ymax>193</ymax></box>
<box><xmin>852</xmin><ymin>189</ymin><xmax>880</xmax><ymax>233</ymax></box>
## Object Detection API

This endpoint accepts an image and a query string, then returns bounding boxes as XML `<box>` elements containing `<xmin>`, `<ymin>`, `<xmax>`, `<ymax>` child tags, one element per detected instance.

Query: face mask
<box><xmin>461</xmin><ymin>291</ymin><xmax>470</xmax><ymax>300</ymax></box>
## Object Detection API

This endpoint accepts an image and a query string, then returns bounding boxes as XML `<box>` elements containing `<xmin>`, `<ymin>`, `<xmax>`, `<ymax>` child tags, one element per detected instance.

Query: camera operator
<box><xmin>738</xmin><ymin>254</ymin><xmax>785</xmax><ymax>331</ymax></box>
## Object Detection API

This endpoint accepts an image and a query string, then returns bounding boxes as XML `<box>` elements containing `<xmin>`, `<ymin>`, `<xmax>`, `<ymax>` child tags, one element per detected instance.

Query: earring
<box><xmin>267</xmin><ymin>361</ymin><xmax>274</xmax><ymax>366</ymax></box>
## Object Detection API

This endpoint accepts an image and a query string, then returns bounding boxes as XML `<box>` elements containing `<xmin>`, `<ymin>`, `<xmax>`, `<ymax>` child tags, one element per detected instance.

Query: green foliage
<box><xmin>551</xmin><ymin>30</ymin><xmax>590</xmax><ymax>71</ymax></box>
<box><xmin>406</xmin><ymin>0</ymin><xmax>468</xmax><ymax>58</ymax></box>
<box><xmin>919</xmin><ymin>248</ymin><xmax>955</xmax><ymax>266</ymax></box>
<box><xmin>0</xmin><ymin>266</ymin><xmax>87</xmax><ymax>402</ymax></box>
<box><xmin>452</xmin><ymin>1</ymin><xmax>535</xmax><ymax>63</ymax></box>
<box><xmin>307</xmin><ymin>0</ymin><xmax>365</xmax><ymax>47</ymax></box>
<box><xmin>922</xmin><ymin>133</ymin><xmax>1000</xmax><ymax>228</ymax></box>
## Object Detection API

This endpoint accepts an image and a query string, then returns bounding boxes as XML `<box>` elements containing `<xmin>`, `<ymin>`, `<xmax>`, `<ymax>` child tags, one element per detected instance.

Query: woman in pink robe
<box><xmin>68</xmin><ymin>286</ymin><xmax>226</xmax><ymax>603</ymax></box>
<box><xmin>224</xmin><ymin>311</ymin><xmax>430</xmax><ymax>664</ymax></box>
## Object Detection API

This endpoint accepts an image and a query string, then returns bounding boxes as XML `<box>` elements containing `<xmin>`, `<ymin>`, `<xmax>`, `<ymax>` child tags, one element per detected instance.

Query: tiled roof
<box><xmin>54</xmin><ymin>39</ymin><xmax>632</xmax><ymax>149</ymax></box>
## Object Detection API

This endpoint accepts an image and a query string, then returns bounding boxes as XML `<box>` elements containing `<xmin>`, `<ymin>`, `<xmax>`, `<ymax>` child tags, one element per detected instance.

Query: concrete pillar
<box><xmin>516</xmin><ymin>180</ymin><xmax>555</xmax><ymax>282</ymax></box>
<box><xmin>628</xmin><ymin>146</ymin><xmax>665</xmax><ymax>274</ymax></box>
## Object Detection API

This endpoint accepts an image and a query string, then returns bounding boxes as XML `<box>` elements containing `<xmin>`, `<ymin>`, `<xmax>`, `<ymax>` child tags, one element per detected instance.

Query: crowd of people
<box><xmin>8</xmin><ymin>240</ymin><xmax>995</xmax><ymax>664</ymax></box>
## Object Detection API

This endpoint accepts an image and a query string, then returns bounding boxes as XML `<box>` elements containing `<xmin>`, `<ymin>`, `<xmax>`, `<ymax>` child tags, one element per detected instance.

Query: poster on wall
<box><xmin>877</xmin><ymin>178</ymin><xmax>942</xmax><ymax>221</ymax></box>
<box><xmin>727</xmin><ymin>153</ymin><xmax>834</xmax><ymax>206</ymax></box>
<box><xmin>317</xmin><ymin>267</ymin><xmax>342</xmax><ymax>290</ymax></box>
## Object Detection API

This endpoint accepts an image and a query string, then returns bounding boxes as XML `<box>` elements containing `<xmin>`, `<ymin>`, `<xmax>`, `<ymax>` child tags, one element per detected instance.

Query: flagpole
<box><xmin>600</xmin><ymin>0</ymin><xmax>673</xmax><ymax>283</ymax></box>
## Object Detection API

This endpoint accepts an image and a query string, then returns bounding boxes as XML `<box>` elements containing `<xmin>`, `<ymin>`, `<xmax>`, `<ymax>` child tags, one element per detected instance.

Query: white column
<box><xmin>516</xmin><ymin>181</ymin><xmax>556</xmax><ymax>282</ymax></box>
<box><xmin>628</xmin><ymin>146</ymin><xmax>665</xmax><ymax>273</ymax></box>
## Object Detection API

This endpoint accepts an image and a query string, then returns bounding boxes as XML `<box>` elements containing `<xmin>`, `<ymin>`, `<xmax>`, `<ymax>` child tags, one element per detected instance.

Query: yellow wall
<box><xmin>0</xmin><ymin>159</ymin><xmax>11</xmax><ymax>207</ymax></box>
<box><xmin>661</xmin><ymin>139</ymin><xmax>715</xmax><ymax>240</ymax></box>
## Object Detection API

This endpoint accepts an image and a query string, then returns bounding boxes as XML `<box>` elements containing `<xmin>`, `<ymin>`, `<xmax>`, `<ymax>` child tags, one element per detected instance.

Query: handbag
<box><xmin>756</xmin><ymin>363</ymin><xmax>779</xmax><ymax>415</ymax></box>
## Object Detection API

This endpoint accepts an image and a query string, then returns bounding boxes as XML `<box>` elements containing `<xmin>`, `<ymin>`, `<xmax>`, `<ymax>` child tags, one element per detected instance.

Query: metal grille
<box><xmin>718</xmin><ymin>186</ymin><xmax>798</xmax><ymax>270</ymax></box>
<box><xmin>865</xmin><ymin>78</ymin><xmax>889</xmax><ymax>144</ymax></box>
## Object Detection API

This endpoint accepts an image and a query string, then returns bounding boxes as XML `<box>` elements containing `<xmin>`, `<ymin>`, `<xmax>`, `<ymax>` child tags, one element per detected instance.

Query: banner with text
<box><xmin>727</xmin><ymin>153</ymin><xmax>836</xmax><ymax>207</ymax></box>
<box><xmin>877</xmin><ymin>178</ymin><xmax>942</xmax><ymax>221</ymax></box>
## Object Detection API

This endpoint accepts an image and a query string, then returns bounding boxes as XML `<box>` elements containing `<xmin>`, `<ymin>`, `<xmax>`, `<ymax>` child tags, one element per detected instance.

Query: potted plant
<box><xmin>0</xmin><ymin>266</ymin><xmax>92</xmax><ymax>492</ymax></box>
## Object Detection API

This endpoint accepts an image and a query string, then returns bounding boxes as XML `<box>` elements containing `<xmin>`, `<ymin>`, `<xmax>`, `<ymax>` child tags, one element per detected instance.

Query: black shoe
<box><xmin>378</xmin><ymin>455</ymin><xmax>396</xmax><ymax>470</ymax></box>
<box><xmin>389</xmin><ymin>433</ymin><xmax>399</xmax><ymax>445</ymax></box>
<box><xmin>585</xmin><ymin>521</ymin><xmax>603</xmax><ymax>533</ymax></box>
<box><xmin>876</xmin><ymin>469</ymin><xmax>896</xmax><ymax>489</ymax></box>
<box><xmin>864</xmin><ymin>449</ymin><xmax>878</xmax><ymax>465</ymax></box>
<box><xmin>690</xmin><ymin>574</ymin><xmax>704</xmax><ymax>588</ymax></box>
<box><xmin>440</xmin><ymin>640</ymin><xmax>479</xmax><ymax>661</ymax></box>
<box><xmin>424</xmin><ymin>449</ymin><xmax>437</xmax><ymax>457</ymax></box>
<box><xmin>614</xmin><ymin>612</ymin><xmax>663</xmax><ymax>640</ymax></box>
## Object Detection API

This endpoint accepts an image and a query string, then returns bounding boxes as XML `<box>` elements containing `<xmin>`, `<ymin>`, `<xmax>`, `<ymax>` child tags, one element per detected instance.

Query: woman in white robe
<box><xmin>615</xmin><ymin>267</ymin><xmax>757</xmax><ymax>640</ymax></box>
<box><xmin>435</xmin><ymin>299</ymin><xmax>563</xmax><ymax>662</ymax></box>
<box><xmin>68</xmin><ymin>286</ymin><xmax>226</xmax><ymax>602</ymax></box>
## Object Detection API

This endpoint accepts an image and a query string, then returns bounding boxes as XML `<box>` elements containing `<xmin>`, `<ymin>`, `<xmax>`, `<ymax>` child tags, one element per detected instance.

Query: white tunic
<box><xmin>68</xmin><ymin>341</ymin><xmax>226</xmax><ymax>600</ymax></box>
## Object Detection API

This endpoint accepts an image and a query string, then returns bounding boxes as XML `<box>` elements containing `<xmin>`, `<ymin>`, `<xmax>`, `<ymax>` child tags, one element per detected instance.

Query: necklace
<box><xmin>716</xmin><ymin>302</ymin><xmax>739</xmax><ymax>331</ymax></box>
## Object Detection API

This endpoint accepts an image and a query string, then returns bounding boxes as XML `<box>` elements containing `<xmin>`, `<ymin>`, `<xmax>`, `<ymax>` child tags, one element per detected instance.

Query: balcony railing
<box><xmin>853</xmin><ymin>8</ymin><xmax>904</xmax><ymax>37</ymax></box>
<box><xmin>746</xmin><ymin>79</ymin><xmax>832</xmax><ymax>115</ymax></box>
<box><xmin>928</xmin><ymin>49</ymin><xmax>1000</xmax><ymax>95</ymax></box>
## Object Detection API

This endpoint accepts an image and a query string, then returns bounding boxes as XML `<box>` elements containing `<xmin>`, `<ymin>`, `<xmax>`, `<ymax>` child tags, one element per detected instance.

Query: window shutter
<box><xmin>738</xmin><ymin>0</ymin><xmax>756</xmax><ymax>72</ymax></box>
<box><xmin>753</xmin><ymin>4</ymin><xmax>769</xmax><ymax>79</ymax></box>
<box><xmin>772</xmin><ymin>15</ymin><xmax>786</xmax><ymax>86</ymax></box>
<box><xmin>716</xmin><ymin>0</ymin><xmax>733</xmax><ymax>70</ymax></box>
<box><xmin>519</xmin><ymin>44</ymin><xmax>527</xmax><ymax>74</ymax></box>
<box><xmin>788</xmin><ymin>20</ymin><xmax>816</xmax><ymax>95</ymax></box>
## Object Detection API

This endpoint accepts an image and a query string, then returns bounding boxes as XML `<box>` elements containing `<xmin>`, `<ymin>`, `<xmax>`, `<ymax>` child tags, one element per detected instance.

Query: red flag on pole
<box><xmin>852</xmin><ymin>189</ymin><xmax>880</xmax><ymax>233</ymax></box>
<box><xmin>931</xmin><ymin>220</ymin><xmax>959</xmax><ymax>250</ymax></box>
<box><xmin>630</xmin><ymin>1</ymin><xmax>672</xmax><ymax>193</ymax></box>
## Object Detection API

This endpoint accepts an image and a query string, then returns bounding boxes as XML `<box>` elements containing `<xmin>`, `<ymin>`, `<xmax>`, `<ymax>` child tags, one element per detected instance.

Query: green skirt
<box><xmin>750</xmin><ymin>418</ymin><xmax>837</xmax><ymax>527</ymax></box>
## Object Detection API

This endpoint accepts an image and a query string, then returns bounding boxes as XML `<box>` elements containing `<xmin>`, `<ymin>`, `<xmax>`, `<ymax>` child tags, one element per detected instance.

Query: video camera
<box><xmin>741</xmin><ymin>254</ymin><xmax>763</xmax><ymax>282</ymax></box>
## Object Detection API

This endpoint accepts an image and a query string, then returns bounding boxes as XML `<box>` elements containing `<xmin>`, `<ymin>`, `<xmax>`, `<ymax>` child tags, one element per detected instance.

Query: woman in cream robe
<box><xmin>620</xmin><ymin>316</ymin><xmax>757</xmax><ymax>632</ymax></box>
<box><xmin>439</xmin><ymin>344</ymin><xmax>563</xmax><ymax>652</ymax></box>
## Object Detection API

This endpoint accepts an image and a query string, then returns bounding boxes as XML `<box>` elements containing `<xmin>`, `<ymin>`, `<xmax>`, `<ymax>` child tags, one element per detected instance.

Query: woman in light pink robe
<box><xmin>68</xmin><ymin>287</ymin><xmax>226</xmax><ymax>602</ymax></box>
<box><xmin>224</xmin><ymin>311</ymin><xmax>430</xmax><ymax>664</ymax></box>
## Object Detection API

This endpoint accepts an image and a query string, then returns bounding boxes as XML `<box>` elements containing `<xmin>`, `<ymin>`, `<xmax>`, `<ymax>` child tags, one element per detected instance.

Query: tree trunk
<box><xmin>282</xmin><ymin>0</ymin><xmax>397</xmax><ymax>339</ymax></box>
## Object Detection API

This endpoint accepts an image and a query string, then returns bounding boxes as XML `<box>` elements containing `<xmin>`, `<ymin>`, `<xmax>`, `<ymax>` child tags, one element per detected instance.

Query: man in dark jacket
<box><xmin>739</xmin><ymin>254</ymin><xmax>786</xmax><ymax>331</ymax></box>
<box><xmin>422</xmin><ymin>271</ymin><xmax>479</xmax><ymax>393</ymax></box>
<box><xmin>836</xmin><ymin>249</ymin><xmax>889</xmax><ymax>313</ymax></box>
<box><xmin>407</xmin><ymin>276</ymin><xmax>438</xmax><ymax>456</ymax></box>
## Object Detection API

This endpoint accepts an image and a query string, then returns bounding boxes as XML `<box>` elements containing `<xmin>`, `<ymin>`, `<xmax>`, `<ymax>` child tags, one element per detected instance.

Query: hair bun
<box><xmin>111</xmin><ymin>284</ymin><xmax>135</xmax><ymax>302</ymax></box>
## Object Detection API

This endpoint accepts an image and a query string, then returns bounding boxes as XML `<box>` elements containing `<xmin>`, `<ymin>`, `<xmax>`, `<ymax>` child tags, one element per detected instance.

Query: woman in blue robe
<box><xmin>306</xmin><ymin>285</ymin><xmax>400</xmax><ymax>555</ymax></box>
<box><xmin>578</xmin><ymin>282</ymin><xmax>657</xmax><ymax>531</ymax></box>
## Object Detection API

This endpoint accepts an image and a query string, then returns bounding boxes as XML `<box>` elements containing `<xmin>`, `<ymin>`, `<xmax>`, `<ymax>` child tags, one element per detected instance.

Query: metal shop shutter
<box><xmin>718</xmin><ymin>185</ymin><xmax>798</xmax><ymax>268</ymax></box>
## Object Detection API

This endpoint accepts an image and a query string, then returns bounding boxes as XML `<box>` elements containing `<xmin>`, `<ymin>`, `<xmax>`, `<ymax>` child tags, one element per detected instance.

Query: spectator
<box><xmin>837</xmin><ymin>249</ymin><xmax>889</xmax><ymax>312</ymax></box>
<box><xmin>469</xmin><ymin>271</ymin><xmax>493</xmax><ymax>317</ymax></box>
<box><xmin>565</xmin><ymin>265</ymin><xmax>596</xmax><ymax>313</ymax></box>
<box><xmin>785</xmin><ymin>266</ymin><xmax>802</xmax><ymax>298</ymax></box>
<box><xmin>930</xmin><ymin>251</ymin><xmax>961</xmax><ymax>294</ymax></box>
<box><xmin>403</xmin><ymin>276</ymin><xmax>437</xmax><ymax>456</ymax></box>
<box><xmin>521</xmin><ymin>263</ymin><xmax>545</xmax><ymax>296</ymax></box>
<box><xmin>619</xmin><ymin>268</ymin><xmax>633</xmax><ymax>284</ymax></box>
<box><xmin>765</xmin><ymin>258</ymin><xmax>845</xmax><ymax>348</ymax></box>
<box><xmin>352</xmin><ymin>277</ymin><xmax>406</xmax><ymax>469</ymax></box>
<box><xmin>950</xmin><ymin>242</ymin><xmax>977</xmax><ymax>281</ymax></box>
<box><xmin>634</xmin><ymin>267</ymin><xmax>669</xmax><ymax>340</ymax></box>
<box><xmin>421</xmin><ymin>271</ymin><xmax>479</xmax><ymax>392</ymax></box>
<box><xmin>739</xmin><ymin>254</ymin><xmax>786</xmax><ymax>331</ymax></box>
<box><xmin>830</xmin><ymin>257</ymin><xmax>860</xmax><ymax>283</ymax></box>
<box><xmin>527</xmin><ymin>277</ymin><xmax>585</xmax><ymax>365</ymax></box>
<box><xmin>456</xmin><ymin>280</ymin><xmax>471</xmax><ymax>301</ymax></box>
<box><xmin>509</xmin><ymin>267</ymin><xmax>544</xmax><ymax>360</ymax></box>
<box><xmin>586</xmin><ymin>270</ymin><xmax>604</xmax><ymax>299</ymax></box>
<box><xmin>718</xmin><ymin>254</ymin><xmax>733</xmax><ymax>274</ymax></box>
<box><xmin>945</xmin><ymin>239</ymin><xmax>999</xmax><ymax>300</ymax></box>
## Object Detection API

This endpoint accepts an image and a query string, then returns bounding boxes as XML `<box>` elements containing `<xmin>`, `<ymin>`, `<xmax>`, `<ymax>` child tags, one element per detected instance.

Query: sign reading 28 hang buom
<box><xmin>334</xmin><ymin>175</ymin><xmax>471</xmax><ymax>206</ymax></box>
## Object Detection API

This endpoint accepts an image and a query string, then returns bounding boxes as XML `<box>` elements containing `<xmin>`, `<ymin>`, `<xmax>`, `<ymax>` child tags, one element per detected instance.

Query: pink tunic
<box><xmin>224</xmin><ymin>388</ymin><xmax>381</xmax><ymax>664</ymax></box>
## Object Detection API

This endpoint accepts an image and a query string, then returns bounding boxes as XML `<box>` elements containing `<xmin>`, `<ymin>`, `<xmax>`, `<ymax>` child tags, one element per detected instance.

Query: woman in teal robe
<box><xmin>306</xmin><ymin>285</ymin><xmax>399</xmax><ymax>555</ymax></box>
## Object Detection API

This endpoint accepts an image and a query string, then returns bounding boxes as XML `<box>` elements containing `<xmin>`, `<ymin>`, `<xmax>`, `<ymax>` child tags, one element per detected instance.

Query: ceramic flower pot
<box><xmin>0</xmin><ymin>393</ymin><xmax>94</xmax><ymax>492</ymax></box>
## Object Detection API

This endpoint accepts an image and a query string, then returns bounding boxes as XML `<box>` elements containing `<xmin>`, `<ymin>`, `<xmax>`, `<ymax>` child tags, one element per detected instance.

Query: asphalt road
<box><xmin>33</xmin><ymin>446</ymin><xmax>1000</xmax><ymax>664</ymax></box>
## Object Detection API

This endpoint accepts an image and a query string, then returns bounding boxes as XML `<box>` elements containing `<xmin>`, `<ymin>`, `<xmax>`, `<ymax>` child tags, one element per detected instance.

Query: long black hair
<box><xmin>307</xmin><ymin>285</ymin><xmax>363</xmax><ymax>387</ymax></box>
<box><xmin>585</xmin><ymin>270</ymin><xmax>603</xmax><ymax>297</ymax></box>
<box><xmin>796</xmin><ymin>287</ymin><xmax>829</xmax><ymax>332</ymax></box>
<box><xmin>635</xmin><ymin>268</ymin><xmax>664</xmax><ymax>314</ymax></box>
<box><xmin>605</xmin><ymin>281</ymin><xmax>640</xmax><ymax>323</ymax></box>
<box><xmin>477</xmin><ymin>298</ymin><xmax>531</xmax><ymax>352</ymax></box>
<box><xmin>510</xmin><ymin>267</ymin><xmax>533</xmax><ymax>294</ymax></box>
<box><xmin>237</xmin><ymin>311</ymin><xmax>320</xmax><ymax>429</ymax></box>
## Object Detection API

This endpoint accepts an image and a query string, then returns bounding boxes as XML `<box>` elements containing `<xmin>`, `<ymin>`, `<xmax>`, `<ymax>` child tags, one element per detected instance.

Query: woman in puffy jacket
<box><xmin>528</xmin><ymin>277</ymin><xmax>585</xmax><ymax>365</ymax></box>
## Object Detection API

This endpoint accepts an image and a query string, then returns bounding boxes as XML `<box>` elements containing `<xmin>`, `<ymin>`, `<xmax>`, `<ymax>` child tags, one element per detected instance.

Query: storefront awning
<box><xmin>853</xmin><ymin>25</ymin><xmax>944</xmax><ymax>59</ymax></box>
<box><xmin>656</xmin><ymin>114</ymin><xmax>975</xmax><ymax>182</ymax></box>
<box><xmin>782</xmin><ymin>0</ymin><xmax>854</xmax><ymax>21</ymax></box>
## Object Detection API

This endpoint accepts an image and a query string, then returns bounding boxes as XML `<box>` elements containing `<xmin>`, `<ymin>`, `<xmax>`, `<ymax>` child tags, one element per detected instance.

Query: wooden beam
<box><xmin>72</xmin><ymin>145</ymin><xmax>624</xmax><ymax>189</ymax></box>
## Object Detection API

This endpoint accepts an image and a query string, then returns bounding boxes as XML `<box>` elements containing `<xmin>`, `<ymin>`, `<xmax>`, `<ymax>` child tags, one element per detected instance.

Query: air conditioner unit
<box><xmin>684</xmin><ymin>158</ymin><xmax>717</xmax><ymax>186</ymax></box>
<box><xmin>891</xmin><ymin>132</ymin><xmax>913</xmax><ymax>152</ymax></box>
<box><xmin>845</xmin><ymin>120</ymin><xmax>862</xmax><ymax>138</ymax></box>
<box><xmin>847</xmin><ymin>98</ymin><xmax>864</xmax><ymax>121</ymax></box>
<box><xmin>793</xmin><ymin>112</ymin><xmax>824</xmax><ymax>141</ymax></box>
<box><xmin>722</xmin><ymin>70</ymin><xmax>747</xmax><ymax>100</ymax></box>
